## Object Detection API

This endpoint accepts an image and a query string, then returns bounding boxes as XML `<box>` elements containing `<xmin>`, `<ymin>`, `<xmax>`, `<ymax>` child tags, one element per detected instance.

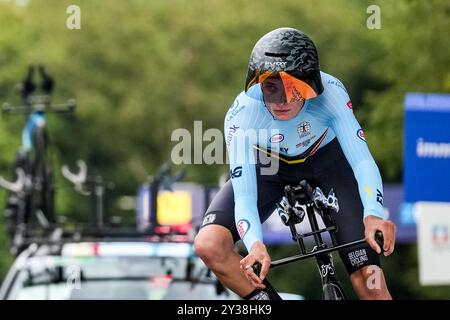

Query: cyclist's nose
<box><xmin>275</xmin><ymin>102</ymin><xmax>288</xmax><ymax>109</ymax></box>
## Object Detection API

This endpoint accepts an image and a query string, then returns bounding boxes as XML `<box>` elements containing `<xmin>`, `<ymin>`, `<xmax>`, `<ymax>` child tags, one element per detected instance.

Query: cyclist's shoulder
<box><xmin>224</xmin><ymin>85</ymin><xmax>266</xmax><ymax>125</ymax></box>
<box><xmin>319</xmin><ymin>71</ymin><xmax>349</xmax><ymax>97</ymax></box>
<box><xmin>308</xmin><ymin>71</ymin><xmax>351</xmax><ymax>116</ymax></box>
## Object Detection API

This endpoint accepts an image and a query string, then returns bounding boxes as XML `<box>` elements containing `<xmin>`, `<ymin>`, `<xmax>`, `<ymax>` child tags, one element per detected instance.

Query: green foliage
<box><xmin>0</xmin><ymin>0</ymin><xmax>448</xmax><ymax>297</ymax></box>
<box><xmin>361</xmin><ymin>0</ymin><xmax>450</xmax><ymax>181</ymax></box>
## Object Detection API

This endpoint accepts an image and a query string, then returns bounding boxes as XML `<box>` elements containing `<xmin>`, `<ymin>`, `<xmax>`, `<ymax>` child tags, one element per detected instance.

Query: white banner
<box><xmin>416</xmin><ymin>201</ymin><xmax>450</xmax><ymax>285</ymax></box>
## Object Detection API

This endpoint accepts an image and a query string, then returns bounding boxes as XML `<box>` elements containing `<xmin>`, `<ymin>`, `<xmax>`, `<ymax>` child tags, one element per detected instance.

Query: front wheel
<box><xmin>322</xmin><ymin>282</ymin><xmax>346</xmax><ymax>300</ymax></box>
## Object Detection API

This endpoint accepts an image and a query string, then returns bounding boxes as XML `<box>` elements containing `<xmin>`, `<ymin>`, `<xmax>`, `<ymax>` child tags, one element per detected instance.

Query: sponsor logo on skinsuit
<box><xmin>296</xmin><ymin>134</ymin><xmax>317</xmax><ymax>148</ymax></box>
<box><xmin>237</xmin><ymin>219</ymin><xmax>250</xmax><ymax>238</ymax></box>
<box><xmin>226</xmin><ymin>100</ymin><xmax>245</xmax><ymax>121</ymax></box>
<box><xmin>364</xmin><ymin>185</ymin><xmax>373</xmax><ymax>198</ymax></box>
<box><xmin>226</xmin><ymin>125</ymin><xmax>239</xmax><ymax>148</ymax></box>
<box><xmin>376</xmin><ymin>189</ymin><xmax>383</xmax><ymax>206</ymax></box>
<box><xmin>230</xmin><ymin>166</ymin><xmax>242</xmax><ymax>179</ymax></box>
<box><xmin>347</xmin><ymin>100</ymin><xmax>353</xmax><ymax>110</ymax></box>
<box><xmin>348</xmin><ymin>249</ymin><xmax>368</xmax><ymax>267</ymax></box>
<box><xmin>357</xmin><ymin>129</ymin><xmax>366</xmax><ymax>142</ymax></box>
<box><xmin>270</xmin><ymin>134</ymin><xmax>284</xmax><ymax>143</ymax></box>
<box><xmin>202</xmin><ymin>213</ymin><xmax>216</xmax><ymax>226</ymax></box>
<box><xmin>327</xmin><ymin>79</ymin><xmax>347</xmax><ymax>93</ymax></box>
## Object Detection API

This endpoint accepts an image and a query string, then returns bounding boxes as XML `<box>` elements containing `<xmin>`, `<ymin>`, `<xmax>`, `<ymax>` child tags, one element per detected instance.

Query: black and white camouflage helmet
<box><xmin>245</xmin><ymin>27</ymin><xmax>324</xmax><ymax>96</ymax></box>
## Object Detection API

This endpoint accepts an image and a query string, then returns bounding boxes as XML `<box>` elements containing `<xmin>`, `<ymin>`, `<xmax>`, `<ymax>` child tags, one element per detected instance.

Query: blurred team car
<box><xmin>0</xmin><ymin>240</ymin><xmax>239</xmax><ymax>300</ymax></box>
<box><xmin>0</xmin><ymin>178</ymin><xmax>304</xmax><ymax>300</ymax></box>
<box><xmin>0</xmin><ymin>239</ymin><xmax>304</xmax><ymax>300</ymax></box>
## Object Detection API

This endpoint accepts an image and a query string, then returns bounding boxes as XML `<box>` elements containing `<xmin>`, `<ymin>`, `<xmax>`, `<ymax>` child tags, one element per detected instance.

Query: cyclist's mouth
<box><xmin>273</xmin><ymin>110</ymin><xmax>290</xmax><ymax>116</ymax></box>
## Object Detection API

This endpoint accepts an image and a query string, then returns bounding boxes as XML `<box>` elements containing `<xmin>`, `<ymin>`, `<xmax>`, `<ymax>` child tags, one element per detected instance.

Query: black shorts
<box><xmin>201</xmin><ymin>138</ymin><xmax>380</xmax><ymax>275</ymax></box>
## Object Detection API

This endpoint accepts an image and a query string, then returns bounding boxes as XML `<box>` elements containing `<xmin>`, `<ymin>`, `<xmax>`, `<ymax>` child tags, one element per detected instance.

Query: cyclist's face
<box><xmin>262</xmin><ymin>78</ymin><xmax>305</xmax><ymax>120</ymax></box>
<box><xmin>265</xmin><ymin>100</ymin><xmax>304</xmax><ymax>120</ymax></box>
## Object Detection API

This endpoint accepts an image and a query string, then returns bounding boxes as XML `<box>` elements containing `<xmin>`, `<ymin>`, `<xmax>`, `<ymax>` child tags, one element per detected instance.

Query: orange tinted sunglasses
<box><xmin>248</xmin><ymin>71</ymin><xmax>317</xmax><ymax>103</ymax></box>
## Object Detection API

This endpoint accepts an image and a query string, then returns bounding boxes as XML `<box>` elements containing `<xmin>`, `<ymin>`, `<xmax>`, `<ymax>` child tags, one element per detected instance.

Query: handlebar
<box><xmin>251</xmin><ymin>263</ymin><xmax>262</xmax><ymax>277</ymax></box>
<box><xmin>2</xmin><ymin>98</ymin><xmax>76</xmax><ymax>115</ymax></box>
<box><xmin>251</xmin><ymin>232</ymin><xmax>386</xmax><ymax>277</ymax></box>
<box><xmin>375</xmin><ymin>230</ymin><xmax>384</xmax><ymax>253</ymax></box>
<box><xmin>2</xmin><ymin>64</ymin><xmax>76</xmax><ymax>116</ymax></box>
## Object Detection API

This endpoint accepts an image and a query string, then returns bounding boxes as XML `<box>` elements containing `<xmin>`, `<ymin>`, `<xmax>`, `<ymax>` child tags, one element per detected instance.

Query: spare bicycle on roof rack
<box><xmin>0</xmin><ymin>65</ymin><xmax>76</xmax><ymax>255</ymax></box>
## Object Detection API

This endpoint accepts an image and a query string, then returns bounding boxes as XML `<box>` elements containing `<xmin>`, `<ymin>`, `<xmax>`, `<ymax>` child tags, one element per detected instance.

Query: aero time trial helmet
<box><xmin>244</xmin><ymin>27</ymin><xmax>324</xmax><ymax>104</ymax></box>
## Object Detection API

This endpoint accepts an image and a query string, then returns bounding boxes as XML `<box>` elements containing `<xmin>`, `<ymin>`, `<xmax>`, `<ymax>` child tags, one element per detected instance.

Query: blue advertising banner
<box><xmin>404</xmin><ymin>93</ymin><xmax>450</xmax><ymax>202</ymax></box>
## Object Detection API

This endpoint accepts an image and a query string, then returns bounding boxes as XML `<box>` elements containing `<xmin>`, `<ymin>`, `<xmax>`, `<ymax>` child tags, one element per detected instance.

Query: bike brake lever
<box><xmin>375</xmin><ymin>231</ymin><xmax>384</xmax><ymax>254</ymax></box>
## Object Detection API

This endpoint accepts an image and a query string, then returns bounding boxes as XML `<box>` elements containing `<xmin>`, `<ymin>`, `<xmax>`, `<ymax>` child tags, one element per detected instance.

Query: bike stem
<box><xmin>305</xmin><ymin>202</ymin><xmax>323</xmax><ymax>245</ymax></box>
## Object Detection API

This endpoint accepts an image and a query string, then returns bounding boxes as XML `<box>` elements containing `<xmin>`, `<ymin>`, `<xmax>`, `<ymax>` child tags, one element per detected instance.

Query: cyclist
<box><xmin>194</xmin><ymin>27</ymin><xmax>396</xmax><ymax>300</ymax></box>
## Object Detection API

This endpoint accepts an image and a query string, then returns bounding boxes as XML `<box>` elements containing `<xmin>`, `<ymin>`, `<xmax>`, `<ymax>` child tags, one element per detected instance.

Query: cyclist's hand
<box><xmin>364</xmin><ymin>215</ymin><xmax>396</xmax><ymax>256</ymax></box>
<box><xmin>240</xmin><ymin>241</ymin><xmax>271</xmax><ymax>289</ymax></box>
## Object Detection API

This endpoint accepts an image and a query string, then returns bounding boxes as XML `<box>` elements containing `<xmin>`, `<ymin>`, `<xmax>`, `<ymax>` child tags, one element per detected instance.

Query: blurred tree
<box><xmin>361</xmin><ymin>0</ymin><xmax>450</xmax><ymax>181</ymax></box>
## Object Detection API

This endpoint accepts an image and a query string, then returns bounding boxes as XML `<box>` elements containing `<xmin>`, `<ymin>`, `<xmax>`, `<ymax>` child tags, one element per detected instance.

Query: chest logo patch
<box><xmin>297</xmin><ymin>121</ymin><xmax>311</xmax><ymax>138</ymax></box>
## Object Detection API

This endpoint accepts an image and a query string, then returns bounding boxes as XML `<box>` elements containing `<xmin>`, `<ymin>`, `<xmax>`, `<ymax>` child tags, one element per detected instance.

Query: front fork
<box><xmin>315</xmin><ymin>251</ymin><xmax>337</xmax><ymax>283</ymax></box>
<box><xmin>300</xmin><ymin>196</ymin><xmax>346</xmax><ymax>299</ymax></box>
<box><xmin>310</xmin><ymin>246</ymin><xmax>346</xmax><ymax>300</ymax></box>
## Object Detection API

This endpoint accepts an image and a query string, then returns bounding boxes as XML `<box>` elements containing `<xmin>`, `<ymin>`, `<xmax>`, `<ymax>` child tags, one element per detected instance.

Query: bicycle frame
<box><xmin>22</xmin><ymin>111</ymin><xmax>46</xmax><ymax>151</ymax></box>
